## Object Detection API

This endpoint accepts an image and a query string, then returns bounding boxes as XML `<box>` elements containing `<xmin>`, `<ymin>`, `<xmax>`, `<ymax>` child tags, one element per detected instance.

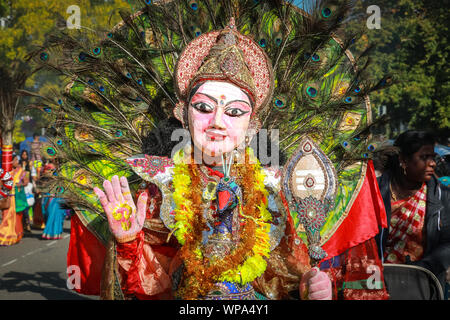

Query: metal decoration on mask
<box><xmin>281</xmin><ymin>136</ymin><xmax>338</xmax><ymax>266</ymax></box>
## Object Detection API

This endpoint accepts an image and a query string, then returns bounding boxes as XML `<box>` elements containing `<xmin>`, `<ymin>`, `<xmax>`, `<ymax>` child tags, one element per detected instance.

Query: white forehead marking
<box><xmin>198</xmin><ymin>81</ymin><xmax>249</xmax><ymax>104</ymax></box>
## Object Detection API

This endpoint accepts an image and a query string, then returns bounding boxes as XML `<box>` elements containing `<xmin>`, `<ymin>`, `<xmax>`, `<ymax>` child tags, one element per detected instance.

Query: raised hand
<box><xmin>93</xmin><ymin>175</ymin><xmax>148</xmax><ymax>243</ymax></box>
<box><xmin>299</xmin><ymin>267</ymin><xmax>332</xmax><ymax>300</ymax></box>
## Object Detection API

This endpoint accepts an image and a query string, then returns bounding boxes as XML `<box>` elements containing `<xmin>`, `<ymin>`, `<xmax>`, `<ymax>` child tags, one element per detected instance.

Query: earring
<box><xmin>402</xmin><ymin>164</ymin><xmax>407</xmax><ymax>175</ymax></box>
<box><xmin>174</xmin><ymin>101</ymin><xmax>187</xmax><ymax>128</ymax></box>
<box><xmin>233</xmin><ymin>148</ymin><xmax>244</xmax><ymax>165</ymax></box>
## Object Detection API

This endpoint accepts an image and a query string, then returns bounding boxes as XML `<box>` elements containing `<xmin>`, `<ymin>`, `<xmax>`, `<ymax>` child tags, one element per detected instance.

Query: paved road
<box><xmin>0</xmin><ymin>219</ymin><xmax>97</xmax><ymax>300</ymax></box>
<box><xmin>2</xmin><ymin>219</ymin><xmax>448</xmax><ymax>301</ymax></box>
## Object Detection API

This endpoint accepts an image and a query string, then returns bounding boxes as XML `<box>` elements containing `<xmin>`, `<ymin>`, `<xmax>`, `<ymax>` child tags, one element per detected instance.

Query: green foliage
<box><xmin>0</xmin><ymin>0</ymin><xmax>130</xmax><ymax>63</ymax></box>
<box><xmin>348</xmin><ymin>0</ymin><xmax>449</xmax><ymax>135</ymax></box>
<box><xmin>0</xmin><ymin>0</ymin><xmax>8</xmax><ymax>17</ymax></box>
<box><xmin>13</xmin><ymin>118</ymin><xmax>26</xmax><ymax>143</ymax></box>
<box><xmin>0</xmin><ymin>0</ymin><xmax>131</xmax><ymax>132</ymax></box>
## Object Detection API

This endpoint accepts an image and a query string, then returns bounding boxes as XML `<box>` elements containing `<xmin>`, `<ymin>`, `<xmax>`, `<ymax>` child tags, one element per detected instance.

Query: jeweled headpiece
<box><xmin>174</xmin><ymin>18</ymin><xmax>274</xmax><ymax>124</ymax></box>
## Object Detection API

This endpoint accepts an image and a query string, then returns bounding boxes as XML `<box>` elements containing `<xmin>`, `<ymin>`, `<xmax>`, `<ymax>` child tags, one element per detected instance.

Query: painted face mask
<box><xmin>173</xmin><ymin>18</ymin><xmax>274</xmax><ymax>151</ymax></box>
<box><xmin>188</xmin><ymin>81</ymin><xmax>252</xmax><ymax>158</ymax></box>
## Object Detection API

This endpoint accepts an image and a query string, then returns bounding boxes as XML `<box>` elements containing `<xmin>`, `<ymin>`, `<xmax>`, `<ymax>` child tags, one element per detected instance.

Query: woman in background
<box><xmin>376</xmin><ymin>130</ymin><xmax>450</xmax><ymax>291</ymax></box>
<box><xmin>20</xmin><ymin>151</ymin><xmax>33</xmax><ymax>232</ymax></box>
<box><xmin>41</xmin><ymin>159</ymin><xmax>66</xmax><ymax>240</ymax></box>
<box><xmin>22</xmin><ymin>172</ymin><xmax>35</xmax><ymax>232</ymax></box>
<box><xmin>20</xmin><ymin>150</ymin><xmax>31</xmax><ymax>172</ymax></box>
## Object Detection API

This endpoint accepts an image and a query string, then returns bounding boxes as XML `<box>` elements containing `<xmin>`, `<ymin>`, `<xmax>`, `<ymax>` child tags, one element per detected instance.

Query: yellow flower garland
<box><xmin>172</xmin><ymin>148</ymin><xmax>272</xmax><ymax>286</ymax></box>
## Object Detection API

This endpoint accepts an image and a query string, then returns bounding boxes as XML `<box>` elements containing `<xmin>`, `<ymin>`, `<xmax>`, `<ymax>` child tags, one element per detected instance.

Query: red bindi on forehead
<box><xmin>197</xmin><ymin>81</ymin><xmax>250</xmax><ymax>104</ymax></box>
<box><xmin>219</xmin><ymin>95</ymin><xmax>226</xmax><ymax>106</ymax></box>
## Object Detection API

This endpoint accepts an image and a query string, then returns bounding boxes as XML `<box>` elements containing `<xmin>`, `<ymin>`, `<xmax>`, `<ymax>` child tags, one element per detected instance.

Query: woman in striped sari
<box><xmin>376</xmin><ymin>131</ymin><xmax>450</xmax><ymax>295</ymax></box>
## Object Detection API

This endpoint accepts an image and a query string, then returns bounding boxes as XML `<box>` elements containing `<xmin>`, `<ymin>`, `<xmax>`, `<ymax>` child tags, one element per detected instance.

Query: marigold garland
<box><xmin>172</xmin><ymin>148</ymin><xmax>272</xmax><ymax>299</ymax></box>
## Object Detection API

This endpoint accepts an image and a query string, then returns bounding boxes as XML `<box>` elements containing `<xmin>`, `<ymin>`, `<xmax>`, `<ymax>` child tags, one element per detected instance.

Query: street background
<box><xmin>0</xmin><ymin>220</ymin><xmax>96</xmax><ymax>300</ymax></box>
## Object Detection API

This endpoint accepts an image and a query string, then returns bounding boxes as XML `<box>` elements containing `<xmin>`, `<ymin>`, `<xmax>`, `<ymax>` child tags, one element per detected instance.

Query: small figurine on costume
<box><xmin>30</xmin><ymin>0</ymin><xmax>392</xmax><ymax>300</ymax></box>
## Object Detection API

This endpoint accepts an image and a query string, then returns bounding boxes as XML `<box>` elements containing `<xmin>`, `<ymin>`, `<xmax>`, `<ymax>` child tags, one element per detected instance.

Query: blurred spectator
<box><xmin>375</xmin><ymin>130</ymin><xmax>450</xmax><ymax>292</ymax></box>
<box><xmin>21</xmin><ymin>172</ymin><xmax>34</xmax><ymax>233</ymax></box>
<box><xmin>29</xmin><ymin>133</ymin><xmax>43</xmax><ymax>162</ymax></box>
<box><xmin>20</xmin><ymin>150</ymin><xmax>31</xmax><ymax>172</ymax></box>
<box><xmin>40</xmin><ymin>159</ymin><xmax>66</xmax><ymax>240</ymax></box>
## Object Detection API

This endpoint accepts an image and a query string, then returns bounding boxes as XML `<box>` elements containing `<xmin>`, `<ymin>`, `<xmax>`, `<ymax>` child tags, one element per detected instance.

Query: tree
<box><xmin>0</xmin><ymin>62</ymin><xmax>28</xmax><ymax>170</ymax></box>
<box><xmin>347</xmin><ymin>0</ymin><xmax>449</xmax><ymax>137</ymax></box>
<box><xmin>0</xmin><ymin>0</ymin><xmax>131</xmax><ymax>169</ymax></box>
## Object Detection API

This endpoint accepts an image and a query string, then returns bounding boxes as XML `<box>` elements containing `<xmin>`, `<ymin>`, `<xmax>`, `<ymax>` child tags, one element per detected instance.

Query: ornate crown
<box><xmin>174</xmin><ymin>18</ymin><xmax>274</xmax><ymax>124</ymax></box>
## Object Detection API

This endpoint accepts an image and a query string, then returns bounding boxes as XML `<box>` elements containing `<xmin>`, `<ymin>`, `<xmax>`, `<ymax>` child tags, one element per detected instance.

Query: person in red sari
<box><xmin>376</xmin><ymin>130</ymin><xmax>450</xmax><ymax>292</ymax></box>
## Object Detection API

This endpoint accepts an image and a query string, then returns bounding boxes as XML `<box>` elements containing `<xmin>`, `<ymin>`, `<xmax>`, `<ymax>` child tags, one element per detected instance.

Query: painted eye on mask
<box><xmin>192</xmin><ymin>102</ymin><xmax>214</xmax><ymax>113</ymax></box>
<box><xmin>225</xmin><ymin>108</ymin><xmax>249</xmax><ymax>117</ymax></box>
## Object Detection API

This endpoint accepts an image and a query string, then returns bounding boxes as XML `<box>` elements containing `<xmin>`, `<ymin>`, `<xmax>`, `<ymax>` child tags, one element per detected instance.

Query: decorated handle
<box><xmin>281</xmin><ymin>137</ymin><xmax>338</xmax><ymax>266</ymax></box>
<box><xmin>94</xmin><ymin>175</ymin><xmax>148</xmax><ymax>243</ymax></box>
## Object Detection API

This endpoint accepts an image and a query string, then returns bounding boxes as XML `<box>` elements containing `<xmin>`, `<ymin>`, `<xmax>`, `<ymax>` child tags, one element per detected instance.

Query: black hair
<box><xmin>19</xmin><ymin>150</ymin><xmax>30</xmax><ymax>171</ymax></box>
<box><xmin>142</xmin><ymin>117</ymin><xmax>184</xmax><ymax>157</ymax></box>
<box><xmin>381</xmin><ymin>130</ymin><xmax>436</xmax><ymax>174</ymax></box>
<box><xmin>394</xmin><ymin>130</ymin><xmax>436</xmax><ymax>158</ymax></box>
<box><xmin>33</xmin><ymin>133</ymin><xmax>39</xmax><ymax>138</ymax></box>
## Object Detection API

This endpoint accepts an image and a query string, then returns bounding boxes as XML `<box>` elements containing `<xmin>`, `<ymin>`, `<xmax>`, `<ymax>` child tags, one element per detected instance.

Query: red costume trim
<box><xmin>322</xmin><ymin>160</ymin><xmax>387</xmax><ymax>258</ymax></box>
<box><xmin>67</xmin><ymin>214</ymin><xmax>106</xmax><ymax>295</ymax></box>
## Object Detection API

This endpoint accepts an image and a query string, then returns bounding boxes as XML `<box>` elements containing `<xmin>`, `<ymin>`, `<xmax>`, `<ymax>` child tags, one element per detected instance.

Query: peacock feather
<box><xmin>25</xmin><ymin>0</ymin><xmax>391</xmax><ymax>246</ymax></box>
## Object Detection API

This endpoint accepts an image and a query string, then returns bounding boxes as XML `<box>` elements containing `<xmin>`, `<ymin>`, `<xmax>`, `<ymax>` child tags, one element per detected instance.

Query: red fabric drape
<box><xmin>322</xmin><ymin>160</ymin><xmax>387</xmax><ymax>258</ymax></box>
<box><xmin>67</xmin><ymin>214</ymin><xmax>106</xmax><ymax>295</ymax></box>
<box><xmin>116</xmin><ymin>231</ymin><xmax>145</xmax><ymax>296</ymax></box>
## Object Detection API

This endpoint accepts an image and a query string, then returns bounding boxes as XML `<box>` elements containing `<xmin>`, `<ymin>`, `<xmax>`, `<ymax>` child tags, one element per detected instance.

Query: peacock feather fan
<box><xmin>25</xmin><ymin>0</ymin><xmax>391</xmax><ymax>246</ymax></box>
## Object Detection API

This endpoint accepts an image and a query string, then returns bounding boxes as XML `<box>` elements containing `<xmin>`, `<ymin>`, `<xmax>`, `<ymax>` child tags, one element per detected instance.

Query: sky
<box><xmin>293</xmin><ymin>0</ymin><xmax>315</xmax><ymax>12</ymax></box>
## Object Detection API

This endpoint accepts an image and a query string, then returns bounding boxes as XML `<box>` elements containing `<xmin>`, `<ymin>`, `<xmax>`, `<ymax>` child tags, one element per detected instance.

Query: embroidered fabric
<box><xmin>385</xmin><ymin>183</ymin><xmax>427</xmax><ymax>264</ymax></box>
<box><xmin>110</xmin><ymin>166</ymin><xmax>304</xmax><ymax>300</ymax></box>
<box><xmin>320</xmin><ymin>237</ymin><xmax>389</xmax><ymax>300</ymax></box>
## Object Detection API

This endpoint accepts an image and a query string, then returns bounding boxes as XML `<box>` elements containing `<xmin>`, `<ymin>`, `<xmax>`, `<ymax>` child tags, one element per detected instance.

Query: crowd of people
<box><xmin>0</xmin><ymin>133</ymin><xmax>71</xmax><ymax>246</ymax></box>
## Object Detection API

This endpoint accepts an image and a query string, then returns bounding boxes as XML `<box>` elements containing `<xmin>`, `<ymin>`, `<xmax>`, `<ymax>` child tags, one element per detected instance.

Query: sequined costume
<box><xmin>28</xmin><ymin>0</ymin><xmax>394</xmax><ymax>299</ymax></box>
<box><xmin>0</xmin><ymin>167</ymin><xmax>25</xmax><ymax>246</ymax></box>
